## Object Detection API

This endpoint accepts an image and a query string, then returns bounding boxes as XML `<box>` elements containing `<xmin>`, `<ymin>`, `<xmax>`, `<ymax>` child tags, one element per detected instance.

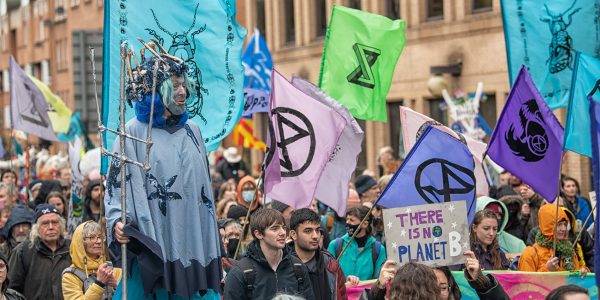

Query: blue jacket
<box><xmin>574</xmin><ymin>195</ymin><xmax>593</xmax><ymax>229</ymax></box>
<box><xmin>327</xmin><ymin>234</ymin><xmax>386</xmax><ymax>281</ymax></box>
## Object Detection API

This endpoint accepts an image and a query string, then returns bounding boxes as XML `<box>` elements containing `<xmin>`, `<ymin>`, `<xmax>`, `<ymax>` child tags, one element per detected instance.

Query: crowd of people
<box><xmin>0</xmin><ymin>140</ymin><xmax>591</xmax><ymax>299</ymax></box>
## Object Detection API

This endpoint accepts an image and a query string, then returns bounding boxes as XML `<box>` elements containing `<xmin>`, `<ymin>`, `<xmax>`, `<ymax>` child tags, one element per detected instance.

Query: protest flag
<box><xmin>377</xmin><ymin>126</ymin><xmax>477</xmax><ymax>222</ymax></box>
<box><xmin>564</xmin><ymin>52</ymin><xmax>600</xmax><ymax>157</ymax></box>
<box><xmin>102</xmin><ymin>0</ymin><xmax>246</xmax><ymax>173</ymax></box>
<box><xmin>501</xmin><ymin>0</ymin><xmax>600</xmax><ymax>109</ymax></box>
<box><xmin>486</xmin><ymin>66</ymin><xmax>564</xmax><ymax>202</ymax></box>
<box><xmin>400</xmin><ymin>106</ymin><xmax>489</xmax><ymax>197</ymax></box>
<box><xmin>264</xmin><ymin>70</ymin><xmax>346</xmax><ymax>210</ymax></box>
<box><xmin>318</xmin><ymin>5</ymin><xmax>406</xmax><ymax>122</ymax></box>
<box><xmin>58</xmin><ymin>112</ymin><xmax>83</xmax><ymax>142</ymax></box>
<box><xmin>231</xmin><ymin>118</ymin><xmax>266</xmax><ymax>151</ymax></box>
<box><xmin>28</xmin><ymin>74</ymin><xmax>72</xmax><ymax>133</ymax></box>
<box><xmin>9</xmin><ymin>56</ymin><xmax>57</xmax><ymax>141</ymax></box>
<box><xmin>242</xmin><ymin>29</ymin><xmax>272</xmax><ymax>117</ymax></box>
<box><xmin>589</xmin><ymin>96</ymin><xmax>600</xmax><ymax>287</ymax></box>
<box><xmin>291</xmin><ymin>76</ymin><xmax>364</xmax><ymax>216</ymax></box>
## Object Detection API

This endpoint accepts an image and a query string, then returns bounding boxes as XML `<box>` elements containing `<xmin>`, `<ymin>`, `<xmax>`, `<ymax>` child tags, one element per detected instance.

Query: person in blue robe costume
<box><xmin>104</xmin><ymin>48</ymin><xmax>222</xmax><ymax>299</ymax></box>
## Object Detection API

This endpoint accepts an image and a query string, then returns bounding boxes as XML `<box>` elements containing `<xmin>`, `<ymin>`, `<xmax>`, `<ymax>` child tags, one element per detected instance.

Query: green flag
<box><xmin>318</xmin><ymin>5</ymin><xmax>406</xmax><ymax>122</ymax></box>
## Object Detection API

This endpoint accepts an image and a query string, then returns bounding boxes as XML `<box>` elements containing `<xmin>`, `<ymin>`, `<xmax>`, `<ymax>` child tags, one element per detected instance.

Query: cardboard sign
<box><xmin>383</xmin><ymin>201</ymin><xmax>470</xmax><ymax>267</ymax></box>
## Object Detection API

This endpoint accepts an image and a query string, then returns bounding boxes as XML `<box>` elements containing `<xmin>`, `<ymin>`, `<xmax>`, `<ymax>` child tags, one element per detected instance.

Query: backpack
<box><xmin>333</xmin><ymin>237</ymin><xmax>382</xmax><ymax>278</ymax></box>
<box><xmin>236</xmin><ymin>255</ymin><xmax>306</xmax><ymax>299</ymax></box>
<box><xmin>62</xmin><ymin>267</ymin><xmax>113</xmax><ymax>300</ymax></box>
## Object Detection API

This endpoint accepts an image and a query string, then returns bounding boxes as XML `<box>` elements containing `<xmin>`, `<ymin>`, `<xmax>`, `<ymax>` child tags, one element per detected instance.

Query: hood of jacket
<box><xmin>236</xmin><ymin>176</ymin><xmax>259</xmax><ymax>211</ymax></box>
<box><xmin>560</xmin><ymin>206</ymin><xmax>577</xmax><ymax>236</ymax></box>
<box><xmin>1</xmin><ymin>205</ymin><xmax>33</xmax><ymax>239</ymax></box>
<box><xmin>70</xmin><ymin>221</ymin><xmax>105</xmax><ymax>273</ymax></box>
<box><xmin>476</xmin><ymin>196</ymin><xmax>509</xmax><ymax>233</ymax></box>
<box><xmin>539</xmin><ymin>204</ymin><xmax>568</xmax><ymax>238</ymax></box>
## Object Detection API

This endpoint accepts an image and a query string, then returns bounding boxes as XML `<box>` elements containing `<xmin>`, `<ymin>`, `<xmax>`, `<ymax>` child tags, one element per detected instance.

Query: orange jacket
<box><xmin>518</xmin><ymin>204</ymin><xmax>582</xmax><ymax>272</ymax></box>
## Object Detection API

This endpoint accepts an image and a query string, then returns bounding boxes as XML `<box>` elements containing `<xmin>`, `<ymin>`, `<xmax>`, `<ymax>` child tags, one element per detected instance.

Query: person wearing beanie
<box><xmin>8</xmin><ymin>204</ymin><xmax>71</xmax><ymax>299</ymax></box>
<box><xmin>83</xmin><ymin>180</ymin><xmax>103</xmax><ymax>223</ymax></box>
<box><xmin>62</xmin><ymin>221</ymin><xmax>122</xmax><ymax>299</ymax></box>
<box><xmin>227</xmin><ymin>205</ymin><xmax>249</xmax><ymax>226</ymax></box>
<box><xmin>0</xmin><ymin>205</ymin><xmax>34</xmax><ymax>259</ymax></box>
<box><xmin>0</xmin><ymin>252</ymin><xmax>25</xmax><ymax>300</ymax></box>
<box><xmin>354</xmin><ymin>175</ymin><xmax>379</xmax><ymax>204</ymax></box>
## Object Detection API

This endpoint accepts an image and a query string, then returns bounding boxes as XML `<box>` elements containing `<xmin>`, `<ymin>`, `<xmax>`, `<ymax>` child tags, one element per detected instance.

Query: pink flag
<box><xmin>400</xmin><ymin>107</ymin><xmax>489</xmax><ymax>196</ymax></box>
<box><xmin>264</xmin><ymin>70</ymin><xmax>346</xmax><ymax>209</ymax></box>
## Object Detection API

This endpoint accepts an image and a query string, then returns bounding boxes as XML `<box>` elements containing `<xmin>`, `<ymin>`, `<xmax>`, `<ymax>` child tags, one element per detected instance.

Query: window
<box><xmin>387</xmin><ymin>101</ymin><xmax>403</xmax><ymax>159</ymax></box>
<box><xmin>38</xmin><ymin>21</ymin><xmax>45</xmax><ymax>42</ymax></box>
<box><xmin>384</xmin><ymin>0</ymin><xmax>400</xmax><ymax>19</ymax></box>
<box><xmin>428</xmin><ymin>98</ymin><xmax>448</xmax><ymax>125</ymax></box>
<box><xmin>70</xmin><ymin>0</ymin><xmax>80</xmax><ymax>8</ymax></box>
<box><xmin>426</xmin><ymin>0</ymin><xmax>443</xmax><ymax>21</ymax></box>
<box><xmin>256</xmin><ymin>0</ymin><xmax>266</xmax><ymax>39</ymax></box>
<box><xmin>97</xmin><ymin>0</ymin><xmax>103</xmax><ymax>7</ymax></box>
<box><xmin>1</xmin><ymin>70</ymin><xmax>8</xmax><ymax>92</ymax></box>
<box><xmin>347</xmin><ymin>0</ymin><xmax>361</xmax><ymax>10</ymax></box>
<box><xmin>283</xmin><ymin>0</ymin><xmax>295</xmax><ymax>44</ymax></box>
<box><xmin>315</xmin><ymin>0</ymin><xmax>327</xmax><ymax>38</ymax></box>
<box><xmin>472</xmin><ymin>0</ymin><xmax>492</xmax><ymax>13</ymax></box>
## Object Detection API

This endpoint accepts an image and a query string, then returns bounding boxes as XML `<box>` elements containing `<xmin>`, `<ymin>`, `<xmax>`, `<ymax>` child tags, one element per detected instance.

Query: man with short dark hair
<box><xmin>546</xmin><ymin>285</ymin><xmax>589</xmax><ymax>300</ymax></box>
<box><xmin>289</xmin><ymin>208</ymin><xmax>346</xmax><ymax>300</ymax></box>
<box><xmin>224</xmin><ymin>208</ymin><xmax>314</xmax><ymax>300</ymax></box>
<box><xmin>8</xmin><ymin>204</ymin><xmax>71</xmax><ymax>300</ymax></box>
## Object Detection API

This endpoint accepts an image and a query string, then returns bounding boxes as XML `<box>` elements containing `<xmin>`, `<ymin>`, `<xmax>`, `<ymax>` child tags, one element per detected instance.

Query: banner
<box><xmin>264</xmin><ymin>70</ymin><xmax>346</xmax><ymax>210</ymax></box>
<box><xmin>102</xmin><ymin>0</ymin><xmax>246</xmax><ymax>172</ymax></box>
<box><xmin>291</xmin><ymin>76</ymin><xmax>364</xmax><ymax>217</ymax></box>
<box><xmin>378</xmin><ymin>126</ymin><xmax>477</xmax><ymax>222</ymax></box>
<box><xmin>383</xmin><ymin>202</ymin><xmax>469</xmax><ymax>267</ymax></box>
<box><xmin>486</xmin><ymin>66</ymin><xmax>564</xmax><ymax>203</ymax></box>
<box><xmin>318</xmin><ymin>5</ymin><xmax>406</xmax><ymax>122</ymax></box>
<box><xmin>564</xmin><ymin>52</ymin><xmax>600</xmax><ymax>157</ymax></box>
<box><xmin>347</xmin><ymin>272</ymin><xmax>598</xmax><ymax>300</ymax></box>
<box><xmin>9</xmin><ymin>56</ymin><xmax>57</xmax><ymax>141</ymax></box>
<box><xmin>501</xmin><ymin>0</ymin><xmax>600</xmax><ymax>109</ymax></box>
<box><xmin>66</xmin><ymin>136</ymin><xmax>84</xmax><ymax>237</ymax></box>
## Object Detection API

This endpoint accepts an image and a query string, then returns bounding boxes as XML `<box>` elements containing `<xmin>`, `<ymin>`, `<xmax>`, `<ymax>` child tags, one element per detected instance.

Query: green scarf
<box><xmin>535</xmin><ymin>231</ymin><xmax>575</xmax><ymax>270</ymax></box>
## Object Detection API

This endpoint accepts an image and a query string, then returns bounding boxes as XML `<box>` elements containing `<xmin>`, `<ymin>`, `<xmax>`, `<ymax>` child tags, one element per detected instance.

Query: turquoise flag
<box><xmin>102</xmin><ymin>0</ymin><xmax>246</xmax><ymax>173</ymax></box>
<box><xmin>57</xmin><ymin>112</ymin><xmax>83</xmax><ymax>142</ymax></box>
<box><xmin>501</xmin><ymin>0</ymin><xmax>600</xmax><ymax>109</ymax></box>
<box><xmin>564</xmin><ymin>52</ymin><xmax>600</xmax><ymax>157</ymax></box>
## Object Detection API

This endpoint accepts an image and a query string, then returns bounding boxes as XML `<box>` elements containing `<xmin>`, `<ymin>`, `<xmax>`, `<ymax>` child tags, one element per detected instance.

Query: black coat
<box><xmin>224</xmin><ymin>240</ymin><xmax>315</xmax><ymax>300</ymax></box>
<box><xmin>8</xmin><ymin>238</ymin><xmax>71</xmax><ymax>300</ymax></box>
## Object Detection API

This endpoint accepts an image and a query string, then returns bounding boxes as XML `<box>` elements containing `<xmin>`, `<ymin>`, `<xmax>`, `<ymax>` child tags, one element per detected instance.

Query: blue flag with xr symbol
<box><xmin>377</xmin><ymin>126</ymin><xmax>477</xmax><ymax>222</ymax></box>
<box><xmin>242</xmin><ymin>29</ymin><xmax>272</xmax><ymax>116</ymax></box>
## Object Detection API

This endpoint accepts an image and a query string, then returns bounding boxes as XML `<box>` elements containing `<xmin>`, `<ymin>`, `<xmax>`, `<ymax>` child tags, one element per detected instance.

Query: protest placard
<box><xmin>383</xmin><ymin>201</ymin><xmax>470</xmax><ymax>267</ymax></box>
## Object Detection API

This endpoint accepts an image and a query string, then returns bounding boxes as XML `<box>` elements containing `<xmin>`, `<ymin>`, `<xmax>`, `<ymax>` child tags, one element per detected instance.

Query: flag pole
<box><xmin>552</xmin><ymin>154</ymin><xmax>565</xmax><ymax>257</ymax></box>
<box><xmin>572</xmin><ymin>202</ymin><xmax>595</xmax><ymax>250</ymax></box>
<box><xmin>233</xmin><ymin>164</ymin><xmax>264</xmax><ymax>260</ymax></box>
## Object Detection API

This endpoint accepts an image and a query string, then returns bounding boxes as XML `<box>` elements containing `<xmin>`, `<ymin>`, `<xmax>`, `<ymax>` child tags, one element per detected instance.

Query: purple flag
<box><xmin>291</xmin><ymin>76</ymin><xmax>364</xmax><ymax>216</ymax></box>
<box><xmin>264</xmin><ymin>70</ymin><xmax>346</xmax><ymax>210</ymax></box>
<box><xmin>487</xmin><ymin>66</ymin><xmax>564</xmax><ymax>202</ymax></box>
<box><xmin>9</xmin><ymin>56</ymin><xmax>57</xmax><ymax>141</ymax></box>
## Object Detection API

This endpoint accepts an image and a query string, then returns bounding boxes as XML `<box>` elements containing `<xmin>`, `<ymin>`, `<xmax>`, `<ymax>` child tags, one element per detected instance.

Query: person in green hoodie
<box><xmin>476</xmin><ymin>196</ymin><xmax>526</xmax><ymax>254</ymax></box>
<box><xmin>327</xmin><ymin>205</ymin><xmax>386</xmax><ymax>281</ymax></box>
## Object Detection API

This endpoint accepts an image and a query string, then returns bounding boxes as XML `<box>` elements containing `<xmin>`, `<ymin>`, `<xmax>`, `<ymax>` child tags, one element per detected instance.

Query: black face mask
<box><xmin>346</xmin><ymin>223</ymin><xmax>360</xmax><ymax>236</ymax></box>
<box><xmin>227</xmin><ymin>239</ymin><xmax>240</xmax><ymax>258</ymax></box>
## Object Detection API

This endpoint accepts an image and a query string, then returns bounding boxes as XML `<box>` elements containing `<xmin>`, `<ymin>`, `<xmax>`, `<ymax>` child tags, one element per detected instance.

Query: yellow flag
<box><xmin>27</xmin><ymin>75</ymin><xmax>72</xmax><ymax>133</ymax></box>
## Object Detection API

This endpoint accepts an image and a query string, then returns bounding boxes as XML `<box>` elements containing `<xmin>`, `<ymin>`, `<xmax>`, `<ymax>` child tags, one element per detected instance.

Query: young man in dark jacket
<box><xmin>224</xmin><ymin>208</ymin><xmax>314</xmax><ymax>300</ymax></box>
<box><xmin>289</xmin><ymin>208</ymin><xmax>346</xmax><ymax>300</ymax></box>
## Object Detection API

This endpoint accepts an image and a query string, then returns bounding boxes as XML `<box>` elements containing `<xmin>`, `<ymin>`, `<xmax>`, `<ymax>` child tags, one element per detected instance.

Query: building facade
<box><xmin>0</xmin><ymin>0</ymin><xmax>104</xmax><ymax>140</ymax></box>
<box><xmin>238</xmin><ymin>0</ymin><xmax>592</xmax><ymax>195</ymax></box>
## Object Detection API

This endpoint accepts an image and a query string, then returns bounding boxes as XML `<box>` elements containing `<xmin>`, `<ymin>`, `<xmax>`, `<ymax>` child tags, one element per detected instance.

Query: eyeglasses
<box><xmin>85</xmin><ymin>235</ymin><xmax>106</xmax><ymax>242</ymax></box>
<box><xmin>40</xmin><ymin>220</ymin><xmax>60</xmax><ymax>228</ymax></box>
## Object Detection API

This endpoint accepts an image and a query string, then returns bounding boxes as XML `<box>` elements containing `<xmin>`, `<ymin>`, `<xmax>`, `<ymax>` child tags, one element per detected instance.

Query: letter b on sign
<box><xmin>449</xmin><ymin>231</ymin><xmax>461</xmax><ymax>257</ymax></box>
